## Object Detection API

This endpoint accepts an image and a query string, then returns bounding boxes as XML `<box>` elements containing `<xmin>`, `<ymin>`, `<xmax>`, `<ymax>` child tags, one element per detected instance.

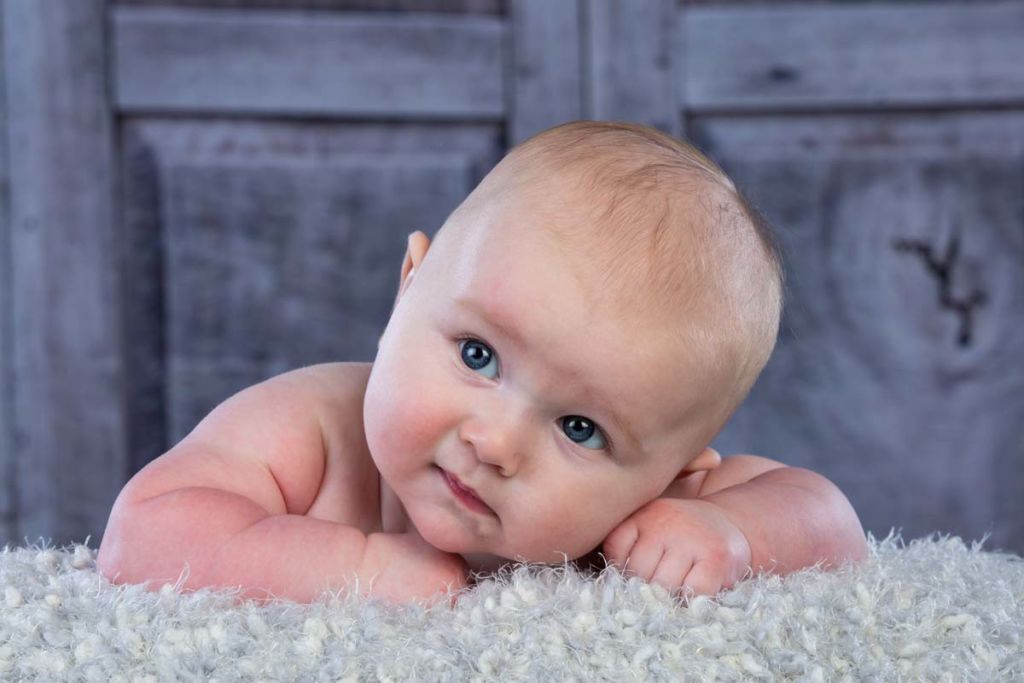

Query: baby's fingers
<box><xmin>621</xmin><ymin>542</ymin><xmax>666</xmax><ymax>583</ymax></box>
<box><xmin>681</xmin><ymin>558</ymin><xmax>725</xmax><ymax>599</ymax></box>
<box><xmin>650</xmin><ymin>551</ymin><xmax>694</xmax><ymax>593</ymax></box>
<box><xmin>602</xmin><ymin>520</ymin><xmax>639</xmax><ymax>573</ymax></box>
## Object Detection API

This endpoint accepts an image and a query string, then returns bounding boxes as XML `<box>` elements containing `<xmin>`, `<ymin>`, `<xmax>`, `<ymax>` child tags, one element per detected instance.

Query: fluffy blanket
<box><xmin>0</xmin><ymin>530</ymin><xmax>1021</xmax><ymax>681</ymax></box>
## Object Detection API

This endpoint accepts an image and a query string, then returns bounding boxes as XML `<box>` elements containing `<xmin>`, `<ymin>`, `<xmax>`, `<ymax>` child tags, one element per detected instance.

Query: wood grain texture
<box><xmin>697</xmin><ymin>113</ymin><xmax>1024</xmax><ymax>555</ymax></box>
<box><xmin>0</xmin><ymin>6</ymin><xmax>13</xmax><ymax>544</ymax></box>
<box><xmin>686</xmin><ymin>0</ymin><xmax>978</xmax><ymax>4</ymax></box>
<box><xmin>506</xmin><ymin>0</ymin><xmax>582</xmax><ymax>144</ymax></box>
<box><xmin>161</xmin><ymin>156</ymin><xmax>473</xmax><ymax>441</ymax></box>
<box><xmin>120</xmin><ymin>119</ymin><xmax>502</xmax><ymax>464</ymax></box>
<box><xmin>684</xmin><ymin>2</ymin><xmax>1024</xmax><ymax>111</ymax></box>
<box><xmin>3</xmin><ymin>0</ymin><xmax>127</xmax><ymax>547</ymax></box>
<box><xmin>584</xmin><ymin>0</ymin><xmax>679</xmax><ymax>136</ymax></box>
<box><xmin>113</xmin><ymin>6</ymin><xmax>505</xmax><ymax>118</ymax></box>
<box><xmin>116</xmin><ymin>0</ymin><xmax>501</xmax><ymax>11</ymax></box>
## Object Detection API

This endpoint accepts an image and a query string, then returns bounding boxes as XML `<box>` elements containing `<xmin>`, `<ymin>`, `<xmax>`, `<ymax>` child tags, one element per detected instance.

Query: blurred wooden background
<box><xmin>1</xmin><ymin>0</ymin><xmax>1022</xmax><ymax>557</ymax></box>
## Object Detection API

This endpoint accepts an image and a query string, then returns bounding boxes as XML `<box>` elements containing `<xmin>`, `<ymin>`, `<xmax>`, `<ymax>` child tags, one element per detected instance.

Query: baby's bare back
<box><xmin>96</xmin><ymin>362</ymin><xmax>468</xmax><ymax>606</ymax></box>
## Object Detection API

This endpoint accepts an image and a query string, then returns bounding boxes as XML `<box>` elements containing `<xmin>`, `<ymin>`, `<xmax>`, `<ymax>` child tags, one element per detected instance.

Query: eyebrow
<box><xmin>453</xmin><ymin>296</ymin><xmax>645</xmax><ymax>457</ymax></box>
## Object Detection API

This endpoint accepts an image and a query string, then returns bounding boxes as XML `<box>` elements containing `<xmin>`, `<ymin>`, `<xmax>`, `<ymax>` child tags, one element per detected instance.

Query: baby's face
<box><xmin>363</xmin><ymin>193</ymin><xmax>719</xmax><ymax>570</ymax></box>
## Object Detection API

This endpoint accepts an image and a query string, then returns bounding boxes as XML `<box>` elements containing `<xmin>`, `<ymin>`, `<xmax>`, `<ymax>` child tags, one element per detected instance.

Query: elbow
<box><xmin>96</xmin><ymin>518</ymin><xmax>169</xmax><ymax>590</ymax></box>
<box><xmin>837</xmin><ymin>507</ymin><xmax>870</xmax><ymax>566</ymax></box>
<box><xmin>802</xmin><ymin>471</ymin><xmax>868</xmax><ymax>569</ymax></box>
<box><xmin>96</xmin><ymin>499</ymin><xmax>182</xmax><ymax>590</ymax></box>
<box><xmin>96</xmin><ymin>487</ymin><xmax>268</xmax><ymax>591</ymax></box>
<box><xmin>822</xmin><ymin>526</ymin><xmax>869</xmax><ymax>571</ymax></box>
<box><xmin>96</xmin><ymin>495</ymin><xmax>141</xmax><ymax>586</ymax></box>
<box><xmin>95</xmin><ymin>530</ymin><xmax>123</xmax><ymax>585</ymax></box>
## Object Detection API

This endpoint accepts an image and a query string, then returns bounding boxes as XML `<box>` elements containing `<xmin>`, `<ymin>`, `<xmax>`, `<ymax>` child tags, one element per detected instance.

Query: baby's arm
<box><xmin>600</xmin><ymin>455</ymin><xmax>867</xmax><ymax>596</ymax></box>
<box><xmin>100</xmin><ymin>479</ymin><xmax>372</xmax><ymax>603</ymax></box>
<box><xmin>97</xmin><ymin>366</ymin><xmax>467</xmax><ymax>606</ymax></box>
<box><xmin>683</xmin><ymin>456</ymin><xmax>868</xmax><ymax>575</ymax></box>
<box><xmin>102</xmin><ymin>481</ymin><xmax>466</xmax><ymax>606</ymax></box>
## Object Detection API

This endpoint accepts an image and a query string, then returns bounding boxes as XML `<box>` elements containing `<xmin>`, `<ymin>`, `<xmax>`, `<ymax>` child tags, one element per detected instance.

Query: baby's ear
<box><xmin>675</xmin><ymin>447</ymin><xmax>722</xmax><ymax>479</ymax></box>
<box><xmin>398</xmin><ymin>231</ymin><xmax>431</xmax><ymax>296</ymax></box>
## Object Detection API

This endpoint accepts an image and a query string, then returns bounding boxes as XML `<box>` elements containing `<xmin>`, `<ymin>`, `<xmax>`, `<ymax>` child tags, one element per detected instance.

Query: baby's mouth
<box><xmin>437</xmin><ymin>466</ymin><xmax>495</xmax><ymax>516</ymax></box>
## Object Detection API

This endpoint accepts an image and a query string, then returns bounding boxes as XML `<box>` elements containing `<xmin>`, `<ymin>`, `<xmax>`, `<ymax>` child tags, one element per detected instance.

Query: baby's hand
<box><xmin>601</xmin><ymin>498</ymin><xmax>752</xmax><ymax>599</ymax></box>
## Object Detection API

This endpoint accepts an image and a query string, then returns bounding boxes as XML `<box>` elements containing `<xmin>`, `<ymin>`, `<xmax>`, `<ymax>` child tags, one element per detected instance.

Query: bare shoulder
<box><xmin>120</xmin><ymin>362</ymin><xmax>374</xmax><ymax>519</ymax></box>
<box><xmin>292</xmin><ymin>362</ymin><xmax>373</xmax><ymax>449</ymax></box>
<box><xmin>291</xmin><ymin>362</ymin><xmax>373</xmax><ymax>413</ymax></box>
<box><xmin>656</xmin><ymin>470</ymin><xmax>709</xmax><ymax>501</ymax></box>
<box><xmin>695</xmin><ymin>454</ymin><xmax>788</xmax><ymax>498</ymax></box>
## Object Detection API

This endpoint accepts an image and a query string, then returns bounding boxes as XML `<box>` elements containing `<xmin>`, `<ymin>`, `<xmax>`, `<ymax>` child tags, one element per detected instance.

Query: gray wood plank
<box><xmin>119</xmin><ymin>123</ymin><xmax>170</xmax><ymax>480</ymax></box>
<box><xmin>120</xmin><ymin>119</ymin><xmax>501</xmax><ymax>463</ymax></box>
<box><xmin>0</xmin><ymin>5</ymin><xmax>14</xmax><ymax>546</ymax></box>
<box><xmin>506</xmin><ymin>0</ymin><xmax>583</xmax><ymax>144</ymax></box>
<box><xmin>161</xmin><ymin>155</ymin><xmax>473</xmax><ymax>442</ymax></box>
<box><xmin>700</xmin><ymin>113</ymin><xmax>1024</xmax><ymax>556</ymax></box>
<box><xmin>116</xmin><ymin>0</ymin><xmax>501</xmax><ymax>11</ymax></box>
<box><xmin>112</xmin><ymin>6</ymin><xmax>505</xmax><ymax>118</ymax></box>
<box><xmin>585</xmin><ymin>0</ymin><xmax>680</xmax><ymax>137</ymax></box>
<box><xmin>3</xmin><ymin>0</ymin><xmax>126</xmax><ymax>549</ymax></box>
<box><xmin>688</xmin><ymin>0</ymin><xmax>984</xmax><ymax>4</ymax></box>
<box><xmin>684</xmin><ymin>2</ymin><xmax>1024</xmax><ymax>112</ymax></box>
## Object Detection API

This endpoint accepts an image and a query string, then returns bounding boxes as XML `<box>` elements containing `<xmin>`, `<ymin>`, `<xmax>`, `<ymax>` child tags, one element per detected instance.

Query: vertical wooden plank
<box><xmin>506</xmin><ymin>0</ymin><xmax>583</xmax><ymax>145</ymax></box>
<box><xmin>119</xmin><ymin>124</ymin><xmax>168</xmax><ymax>479</ymax></box>
<box><xmin>3</xmin><ymin>0</ymin><xmax>126</xmax><ymax>548</ymax></box>
<box><xmin>0</xmin><ymin>6</ymin><xmax>14</xmax><ymax>546</ymax></box>
<box><xmin>583</xmin><ymin>0</ymin><xmax>680</xmax><ymax>137</ymax></box>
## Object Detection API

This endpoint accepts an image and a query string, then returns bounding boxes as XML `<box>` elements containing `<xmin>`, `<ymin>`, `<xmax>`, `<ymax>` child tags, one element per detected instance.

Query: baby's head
<box><xmin>363</xmin><ymin>121</ymin><xmax>784</xmax><ymax>571</ymax></box>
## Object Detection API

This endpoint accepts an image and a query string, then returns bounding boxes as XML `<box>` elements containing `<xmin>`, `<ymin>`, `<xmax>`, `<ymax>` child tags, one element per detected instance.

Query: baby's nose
<box><xmin>459</xmin><ymin>407</ymin><xmax>528</xmax><ymax>470</ymax></box>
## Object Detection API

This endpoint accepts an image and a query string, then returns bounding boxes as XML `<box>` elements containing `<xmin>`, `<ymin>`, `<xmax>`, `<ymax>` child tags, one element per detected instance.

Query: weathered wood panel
<box><xmin>116</xmin><ymin>0</ymin><xmax>501</xmax><ymax>12</ymax></box>
<box><xmin>0</xmin><ymin>7</ymin><xmax>14</xmax><ymax>545</ymax></box>
<box><xmin>685</xmin><ymin>3</ymin><xmax>1024</xmax><ymax>112</ymax></box>
<box><xmin>506</xmin><ymin>0</ymin><xmax>582</xmax><ymax>144</ymax></box>
<box><xmin>121</xmin><ymin>119</ymin><xmax>502</xmax><ymax>464</ymax></box>
<box><xmin>697</xmin><ymin>113</ymin><xmax>1024</xmax><ymax>555</ymax></box>
<box><xmin>3</xmin><ymin>0</ymin><xmax>126</xmax><ymax>548</ymax></box>
<box><xmin>113</xmin><ymin>6</ymin><xmax>505</xmax><ymax>118</ymax></box>
<box><xmin>688</xmin><ymin>0</ymin><xmax>978</xmax><ymax>4</ymax></box>
<box><xmin>161</xmin><ymin>156</ymin><xmax>473</xmax><ymax>441</ymax></box>
<box><xmin>584</xmin><ymin>0</ymin><xmax>679</xmax><ymax>136</ymax></box>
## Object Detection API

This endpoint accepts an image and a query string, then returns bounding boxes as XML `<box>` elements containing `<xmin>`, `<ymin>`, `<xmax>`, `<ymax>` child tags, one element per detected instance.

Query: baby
<box><xmin>97</xmin><ymin>120</ymin><xmax>867</xmax><ymax>607</ymax></box>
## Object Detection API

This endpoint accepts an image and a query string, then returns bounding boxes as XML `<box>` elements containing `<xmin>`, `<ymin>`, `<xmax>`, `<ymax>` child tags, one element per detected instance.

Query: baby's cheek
<box><xmin>364</xmin><ymin>355</ymin><xmax>447</xmax><ymax>466</ymax></box>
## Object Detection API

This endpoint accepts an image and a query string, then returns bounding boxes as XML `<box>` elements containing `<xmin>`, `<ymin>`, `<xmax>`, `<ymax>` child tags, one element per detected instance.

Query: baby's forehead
<box><xmin>446</xmin><ymin>261</ymin><xmax>713</xmax><ymax>448</ymax></box>
<box><xmin>438</xmin><ymin>161</ymin><xmax>732</xmax><ymax>355</ymax></box>
<box><xmin>447</xmin><ymin>192</ymin><xmax>721</xmax><ymax>353</ymax></box>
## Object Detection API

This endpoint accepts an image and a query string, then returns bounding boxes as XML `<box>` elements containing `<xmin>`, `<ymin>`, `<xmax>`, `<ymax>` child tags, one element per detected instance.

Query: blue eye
<box><xmin>458</xmin><ymin>338</ymin><xmax>609</xmax><ymax>453</ymax></box>
<box><xmin>459</xmin><ymin>339</ymin><xmax>498</xmax><ymax>379</ymax></box>
<box><xmin>561</xmin><ymin>416</ymin><xmax>607</xmax><ymax>450</ymax></box>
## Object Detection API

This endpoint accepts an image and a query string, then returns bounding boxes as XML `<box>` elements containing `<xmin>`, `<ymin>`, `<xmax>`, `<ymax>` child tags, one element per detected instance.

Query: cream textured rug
<box><xmin>1</xmin><ymin>530</ymin><xmax>1022</xmax><ymax>681</ymax></box>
